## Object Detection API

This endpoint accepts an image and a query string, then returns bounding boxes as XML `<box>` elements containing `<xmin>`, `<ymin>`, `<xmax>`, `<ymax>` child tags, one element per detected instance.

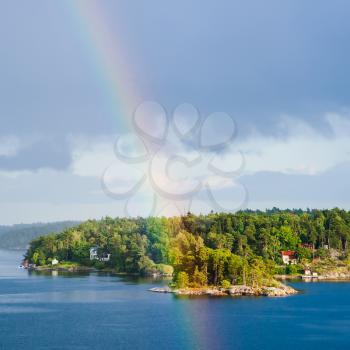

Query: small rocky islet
<box><xmin>149</xmin><ymin>282</ymin><xmax>297</xmax><ymax>297</ymax></box>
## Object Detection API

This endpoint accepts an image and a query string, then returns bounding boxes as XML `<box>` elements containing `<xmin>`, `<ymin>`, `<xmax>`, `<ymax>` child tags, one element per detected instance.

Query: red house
<box><xmin>281</xmin><ymin>250</ymin><xmax>297</xmax><ymax>265</ymax></box>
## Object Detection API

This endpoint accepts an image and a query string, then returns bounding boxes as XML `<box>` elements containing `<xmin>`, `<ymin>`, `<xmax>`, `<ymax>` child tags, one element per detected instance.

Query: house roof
<box><xmin>281</xmin><ymin>250</ymin><xmax>296</xmax><ymax>257</ymax></box>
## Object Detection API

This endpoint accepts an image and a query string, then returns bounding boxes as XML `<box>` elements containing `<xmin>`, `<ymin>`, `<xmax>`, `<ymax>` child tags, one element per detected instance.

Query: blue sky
<box><xmin>1</xmin><ymin>0</ymin><xmax>350</xmax><ymax>224</ymax></box>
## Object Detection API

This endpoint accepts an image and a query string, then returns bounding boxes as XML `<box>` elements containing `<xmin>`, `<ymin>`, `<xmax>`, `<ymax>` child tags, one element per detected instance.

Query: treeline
<box><xmin>26</xmin><ymin>209</ymin><xmax>350</xmax><ymax>287</ymax></box>
<box><xmin>0</xmin><ymin>221</ymin><xmax>80</xmax><ymax>249</ymax></box>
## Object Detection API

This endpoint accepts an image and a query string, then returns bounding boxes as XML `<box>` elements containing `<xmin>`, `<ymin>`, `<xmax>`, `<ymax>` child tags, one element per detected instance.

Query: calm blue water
<box><xmin>0</xmin><ymin>250</ymin><xmax>349</xmax><ymax>350</ymax></box>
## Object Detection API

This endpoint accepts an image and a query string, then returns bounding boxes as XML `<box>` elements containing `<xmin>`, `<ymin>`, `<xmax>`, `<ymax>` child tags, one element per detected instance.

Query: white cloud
<box><xmin>66</xmin><ymin>113</ymin><xmax>350</xmax><ymax>212</ymax></box>
<box><xmin>0</xmin><ymin>136</ymin><xmax>21</xmax><ymax>157</ymax></box>
<box><xmin>1</xmin><ymin>112</ymin><xmax>350</xmax><ymax>223</ymax></box>
<box><xmin>69</xmin><ymin>135</ymin><xmax>115</xmax><ymax>177</ymax></box>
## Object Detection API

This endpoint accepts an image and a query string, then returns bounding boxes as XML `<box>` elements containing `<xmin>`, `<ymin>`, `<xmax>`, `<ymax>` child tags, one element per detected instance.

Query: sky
<box><xmin>1</xmin><ymin>0</ymin><xmax>350</xmax><ymax>224</ymax></box>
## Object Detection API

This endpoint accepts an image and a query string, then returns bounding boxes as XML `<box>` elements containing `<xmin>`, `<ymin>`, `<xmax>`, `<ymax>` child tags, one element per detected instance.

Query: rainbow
<box><xmin>66</xmin><ymin>1</ymin><xmax>195</xmax><ymax>218</ymax></box>
<box><xmin>61</xmin><ymin>8</ymin><xmax>229</xmax><ymax>347</ymax></box>
<box><xmin>66</xmin><ymin>0</ymin><xmax>161</xmax><ymax>216</ymax></box>
<box><xmin>67</xmin><ymin>0</ymin><xmax>142</xmax><ymax>132</ymax></box>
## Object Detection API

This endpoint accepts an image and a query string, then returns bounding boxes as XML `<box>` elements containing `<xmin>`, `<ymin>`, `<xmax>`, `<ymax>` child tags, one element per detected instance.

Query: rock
<box><xmin>205</xmin><ymin>289</ymin><xmax>226</xmax><ymax>296</ymax></box>
<box><xmin>229</xmin><ymin>285</ymin><xmax>257</xmax><ymax>296</ymax></box>
<box><xmin>149</xmin><ymin>287</ymin><xmax>173</xmax><ymax>293</ymax></box>
<box><xmin>228</xmin><ymin>283</ymin><xmax>297</xmax><ymax>297</ymax></box>
<box><xmin>262</xmin><ymin>283</ymin><xmax>298</xmax><ymax>297</ymax></box>
<box><xmin>150</xmin><ymin>283</ymin><xmax>298</xmax><ymax>297</ymax></box>
<box><xmin>174</xmin><ymin>288</ymin><xmax>226</xmax><ymax>296</ymax></box>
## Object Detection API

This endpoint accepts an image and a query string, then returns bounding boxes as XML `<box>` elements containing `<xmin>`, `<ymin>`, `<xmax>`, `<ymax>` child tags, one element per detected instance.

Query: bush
<box><xmin>315</xmin><ymin>248</ymin><xmax>330</xmax><ymax>259</ymax></box>
<box><xmin>274</xmin><ymin>265</ymin><xmax>287</xmax><ymax>275</ymax></box>
<box><xmin>175</xmin><ymin>271</ymin><xmax>189</xmax><ymax>288</ymax></box>
<box><xmin>155</xmin><ymin>264</ymin><xmax>174</xmax><ymax>276</ymax></box>
<box><xmin>93</xmin><ymin>261</ymin><xmax>106</xmax><ymax>270</ymax></box>
<box><xmin>138</xmin><ymin>256</ymin><xmax>156</xmax><ymax>275</ymax></box>
<box><xmin>220</xmin><ymin>280</ymin><xmax>231</xmax><ymax>289</ymax></box>
<box><xmin>296</xmin><ymin>247</ymin><xmax>312</xmax><ymax>260</ymax></box>
<box><xmin>192</xmin><ymin>266</ymin><xmax>207</xmax><ymax>287</ymax></box>
<box><xmin>286</xmin><ymin>264</ymin><xmax>301</xmax><ymax>275</ymax></box>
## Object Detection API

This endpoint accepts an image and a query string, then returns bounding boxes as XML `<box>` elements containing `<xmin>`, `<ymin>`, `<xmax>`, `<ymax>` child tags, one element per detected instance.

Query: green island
<box><xmin>24</xmin><ymin>209</ymin><xmax>350</xmax><ymax>297</ymax></box>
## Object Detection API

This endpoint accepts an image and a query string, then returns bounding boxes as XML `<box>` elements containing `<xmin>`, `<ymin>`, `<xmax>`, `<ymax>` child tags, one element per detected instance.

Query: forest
<box><xmin>0</xmin><ymin>221</ymin><xmax>79</xmax><ymax>249</ymax></box>
<box><xmin>25</xmin><ymin>208</ymin><xmax>350</xmax><ymax>288</ymax></box>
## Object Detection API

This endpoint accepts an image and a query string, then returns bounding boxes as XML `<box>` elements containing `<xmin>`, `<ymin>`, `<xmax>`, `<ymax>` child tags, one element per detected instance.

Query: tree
<box><xmin>192</xmin><ymin>266</ymin><xmax>207</xmax><ymax>286</ymax></box>
<box><xmin>176</xmin><ymin>271</ymin><xmax>189</xmax><ymax>288</ymax></box>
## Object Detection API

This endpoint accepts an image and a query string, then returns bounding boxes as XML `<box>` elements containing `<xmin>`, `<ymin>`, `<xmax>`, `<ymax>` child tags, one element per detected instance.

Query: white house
<box><xmin>90</xmin><ymin>247</ymin><xmax>111</xmax><ymax>262</ymax></box>
<box><xmin>99</xmin><ymin>253</ymin><xmax>111</xmax><ymax>262</ymax></box>
<box><xmin>51</xmin><ymin>258</ymin><xmax>59</xmax><ymax>266</ymax></box>
<box><xmin>90</xmin><ymin>247</ymin><xmax>99</xmax><ymax>260</ymax></box>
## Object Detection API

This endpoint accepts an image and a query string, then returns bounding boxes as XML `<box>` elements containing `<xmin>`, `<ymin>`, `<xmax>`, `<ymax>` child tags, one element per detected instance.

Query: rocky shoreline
<box><xmin>150</xmin><ymin>282</ymin><xmax>298</xmax><ymax>297</ymax></box>
<box><xmin>276</xmin><ymin>273</ymin><xmax>350</xmax><ymax>281</ymax></box>
<box><xmin>316</xmin><ymin>273</ymin><xmax>350</xmax><ymax>280</ymax></box>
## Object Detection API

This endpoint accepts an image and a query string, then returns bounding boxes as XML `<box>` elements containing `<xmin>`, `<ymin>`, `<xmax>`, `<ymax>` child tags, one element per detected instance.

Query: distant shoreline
<box><xmin>31</xmin><ymin>265</ymin><xmax>350</xmax><ymax>282</ymax></box>
<box><xmin>276</xmin><ymin>274</ymin><xmax>350</xmax><ymax>281</ymax></box>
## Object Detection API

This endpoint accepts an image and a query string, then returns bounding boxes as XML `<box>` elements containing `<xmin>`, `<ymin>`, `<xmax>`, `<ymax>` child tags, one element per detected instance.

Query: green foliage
<box><xmin>296</xmin><ymin>247</ymin><xmax>313</xmax><ymax>260</ymax></box>
<box><xmin>155</xmin><ymin>264</ymin><xmax>174</xmax><ymax>276</ymax></box>
<box><xmin>221</xmin><ymin>279</ymin><xmax>231</xmax><ymax>289</ymax></box>
<box><xmin>176</xmin><ymin>271</ymin><xmax>189</xmax><ymax>288</ymax></box>
<box><xmin>24</xmin><ymin>209</ymin><xmax>350</xmax><ymax>286</ymax></box>
<box><xmin>315</xmin><ymin>247</ymin><xmax>330</xmax><ymax>259</ymax></box>
<box><xmin>286</xmin><ymin>264</ymin><xmax>301</xmax><ymax>275</ymax></box>
<box><xmin>192</xmin><ymin>266</ymin><xmax>207</xmax><ymax>287</ymax></box>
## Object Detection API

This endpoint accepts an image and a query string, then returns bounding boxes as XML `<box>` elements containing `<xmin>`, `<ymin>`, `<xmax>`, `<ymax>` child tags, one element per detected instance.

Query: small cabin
<box><xmin>99</xmin><ymin>253</ymin><xmax>111</xmax><ymax>262</ymax></box>
<box><xmin>51</xmin><ymin>258</ymin><xmax>59</xmax><ymax>266</ymax></box>
<box><xmin>90</xmin><ymin>247</ymin><xmax>111</xmax><ymax>262</ymax></box>
<box><xmin>281</xmin><ymin>250</ymin><xmax>297</xmax><ymax>265</ymax></box>
<box><xmin>90</xmin><ymin>247</ymin><xmax>98</xmax><ymax>260</ymax></box>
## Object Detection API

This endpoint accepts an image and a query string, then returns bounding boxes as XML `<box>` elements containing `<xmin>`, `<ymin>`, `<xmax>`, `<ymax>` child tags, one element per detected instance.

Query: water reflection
<box><xmin>1</xmin><ymin>250</ymin><xmax>350</xmax><ymax>350</ymax></box>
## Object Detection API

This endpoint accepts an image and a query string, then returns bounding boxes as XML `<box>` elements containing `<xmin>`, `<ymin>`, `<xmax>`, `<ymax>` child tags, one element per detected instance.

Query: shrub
<box><xmin>274</xmin><ymin>265</ymin><xmax>287</xmax><ymax>275</ymax></box>
<box><xmin>175</xmin><ymin>271</ymin><xmax>189</xmax><ymax>288</ymax></box>
<box><xmin>93</xmin><ymin>261</ymin><xmax>106</xmax><ymax>270</ymax></box>
<box><xmin>315</xmin><ymin>248</ymin><xmax>330</xmax><ymax>259</ymax></box>
<box><xmin>220</xmin><ymin>280</ymin><xmax>231</xmax><ymax>289</ymax></box>
<box><xmin>286</xmin><ymin>264</ymin><xmax>301</xmax><ymax>275</ymax></box>
<box><xmin>156</xmin><ymin>264</ymin><xmax>174</xmax><ymax>276</ymax></box>
<box><xmin>192</xmin><ymin>266</ymin><xmax>207</xmax><ymax>287</ymax></box>
<box><xmin>296</xmin><ymin>247</ymin><xmax>312</xmax><ymax>260</ymax></box>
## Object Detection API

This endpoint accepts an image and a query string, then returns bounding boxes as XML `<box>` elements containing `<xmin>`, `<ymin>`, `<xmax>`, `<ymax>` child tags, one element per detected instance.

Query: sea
<box><xmin>0</xmin><ymin>249</ymin><xmax>349</xmax><ymax>350</ymax></box>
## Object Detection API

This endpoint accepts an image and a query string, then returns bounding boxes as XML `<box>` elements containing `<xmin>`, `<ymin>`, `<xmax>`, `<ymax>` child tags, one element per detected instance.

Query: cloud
<box><xmin>1</xmin><ymin>111</ymin><xmax>350</xmax><ymax>223</ymax></box>
<box><xmin>0</xmin><ymin>136</ymin><xmax>72</xmax><ymax>171</ymax></box>
<box><xmin>0</xmin><ymin>136</ymin><xmax>21</xmax><ymax>157</ymax></box>
<box><xmin>231</xmin><ymin>113</ymin><xmax>350</xmax><ymax>175</ymax></box>
<box><xmin>60</xmin><ymin>112</ymin><xmax>350</xmax><ymax>208</ymax></box>
<box><xmin>70</xmin><ymin>135</ymin><xmax>117</xmax><ymax>177</ymax></box>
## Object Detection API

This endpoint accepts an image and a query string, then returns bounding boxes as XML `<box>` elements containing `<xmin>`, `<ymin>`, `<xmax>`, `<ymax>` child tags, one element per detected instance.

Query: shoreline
<box><xmin>32</xmin><ymin>266</ymin><xmax>350</xmax><ymax>282</ymax></box>
<box><xmin>31</xmin><ymin>266</ymin><xmax>350</xmax><ymax>282</ymax></box>
<box><xmin>33</xmin><ymin>265</ymin><xmax>94</xmax><ymax>272</ymax></box>
<box><xmin>275</xmin><ymin>273</ymin><xmax>350</xmax><ymax>281</ymax></box>
<box><xmin>30</xmin><ymin>265</ymin><xmax>171</xmax><ymax>277</ymax></box>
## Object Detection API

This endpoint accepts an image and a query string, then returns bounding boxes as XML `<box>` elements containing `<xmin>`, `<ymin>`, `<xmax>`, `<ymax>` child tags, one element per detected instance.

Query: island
<box><xmin>24</xmin><ymin>209</ymin><xmax>350</xmax><ymax>297</ymax></box>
